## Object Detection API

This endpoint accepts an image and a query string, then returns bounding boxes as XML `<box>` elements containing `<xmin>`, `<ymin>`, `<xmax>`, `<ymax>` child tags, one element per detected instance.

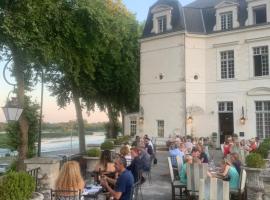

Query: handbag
<box><xmin>153</xmin><ymin>158</ymin><xmax>157</xmax><ymax>165</ymax></box>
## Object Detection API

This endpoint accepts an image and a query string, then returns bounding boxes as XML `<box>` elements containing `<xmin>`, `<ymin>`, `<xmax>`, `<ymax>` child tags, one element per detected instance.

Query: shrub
<box><xmin>256</xmin><ymin>139</ymin><xmax>270</xmax><ymax>158</ymax></box>
<box><xmin>100</xmin><ymin>141</ymin><xmax>114</xmax><ymax>150</ymax></box>
<box><xmin>0</xmin><ymin>171</ymin><xmax>35</xmax><ymax>200</ymax></box>
<box><xmin>86</xmin><ymin>148</ymin><xmax>101</xmax><ymax>157</ymax></box>
<box><xmin>114</xmin><ymin>136</ymin><xmax>130</xmax><ymax>145</ymax></box>
<box><xmin>246</xmin><ymin>153</ymin><xmax>266</xmax><ymax>168</ymax></box>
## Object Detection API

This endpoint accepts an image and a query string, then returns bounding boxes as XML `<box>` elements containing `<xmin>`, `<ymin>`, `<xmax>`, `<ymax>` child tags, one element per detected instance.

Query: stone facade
<box><xmin>124</xmin><ymin>0</ymin><xmax>270</xmax><ymax>144</ymax></box>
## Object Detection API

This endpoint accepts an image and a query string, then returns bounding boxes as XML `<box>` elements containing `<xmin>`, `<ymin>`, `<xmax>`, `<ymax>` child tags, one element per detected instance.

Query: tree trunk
<box><xmin>121</xmin><ymin>109</ymin><xmax>125</xmax><ymax>135</ymax></box>
<box><xmin>107</xmin><ymin>104</ymin><xmax>118</xmax><ymax>138</ymax></box>
<box><xmin>72</xmin><ymin>88</ymin><xmax>86</xmax><ymax>153</ymax></box>
<box><xmin>13</xmin><ymin>52</ymin><xmax>29</xmax><ymax>171</ymax></box>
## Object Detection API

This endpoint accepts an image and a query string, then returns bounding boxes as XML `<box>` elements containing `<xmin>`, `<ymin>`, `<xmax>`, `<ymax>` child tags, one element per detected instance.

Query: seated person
<box><xmin>94</xmin><ymin>150</ymin><xmax>115</xmax><ymax>175</ymax></box>
<box><xmin>101</xmin><ymin>157</ymin><xmax>134</xmax><ymax>200</ymax></box>
<box><xmin>197</xmin><ymin>145</ymin><xmax>208</xmax><ymax>163</ymax></box>
<box><xmin>55</xmin><ymin>161</ymin><xmax>84</xmax><ymax>197</ymax></box>
<box><xmin>247</xmin><ymin>138</ymin><xmax>257</xmax><ymax>152</ymax></box>
<box><xmin>191</xmin><ymin>147</ymin><xmax>201</xmax><ymax>164</ymax></box>
<box><xmin>169</xmin><ymin>144</ymin><xmax>184</xmax><ymax>167</ymax></box>
<box><xmin>132</xmin><ymin>136</ymin><xmax>140</xmax><ymax>147</ymax></box>
<box><xmin>127</xmin><ymin>147</ymin><xmax>143</xmax><ymax>183</ymax></box>
<box><xmin>230</xmin><ymin>152</ymin><xmax>242</xmax><ymax>175</ymax></box>
<box><xmin>120</xmin><ymin>145</ymin><xmax>132</xmax><ymax>167</ymax></box>
<box><xmin>223</xmin><ymin>137</ymin><xmax>233</xmax><ymax>157</ymax></box>
<box><xmin>211</xmin><ymin>159</ymin><xmax>239</xmax><ymax>190</ymax></box>
<box><xmin>179</xmin><ymin>155</ymin><xmax>193</xmax><ymax>184</ymax></box>
<box><xmin>144</xmin><ymin>137</ymin><xmax>154</xmax><ymax>156</ymax></box>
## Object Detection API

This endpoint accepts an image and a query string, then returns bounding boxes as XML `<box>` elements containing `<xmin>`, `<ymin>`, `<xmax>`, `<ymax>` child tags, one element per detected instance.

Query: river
<box><xmin>0</xmin><ymin>132</ymin><xmax>105</xmax><ymax>157</ymax></box>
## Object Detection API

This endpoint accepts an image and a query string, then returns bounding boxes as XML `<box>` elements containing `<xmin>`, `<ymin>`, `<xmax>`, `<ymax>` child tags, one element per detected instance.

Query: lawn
<box><xmin>0</xmin><ymin>134</ymin><xmax>9</xmax><ymax>148</ymax></box>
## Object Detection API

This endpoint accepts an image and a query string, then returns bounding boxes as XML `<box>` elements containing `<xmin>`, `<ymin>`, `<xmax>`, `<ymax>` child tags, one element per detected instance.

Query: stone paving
<box><xmin>139</xmin><ymin>149</ymin><xmax>223</xmax><ymax>200</ymax></box>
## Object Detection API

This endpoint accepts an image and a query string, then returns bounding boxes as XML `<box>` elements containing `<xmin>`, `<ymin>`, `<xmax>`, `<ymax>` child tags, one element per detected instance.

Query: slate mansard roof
<box><xmin>142</xmin><ymin>0</ymin><xmax>249</xmax><ymax>37</ymax></box>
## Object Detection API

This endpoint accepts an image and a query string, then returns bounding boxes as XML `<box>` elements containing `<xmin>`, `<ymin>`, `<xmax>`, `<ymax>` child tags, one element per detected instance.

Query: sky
<box><xmin>0</xmin><ymin>0</ymin><xmax>194</xmax><ymax>123</ymax></box>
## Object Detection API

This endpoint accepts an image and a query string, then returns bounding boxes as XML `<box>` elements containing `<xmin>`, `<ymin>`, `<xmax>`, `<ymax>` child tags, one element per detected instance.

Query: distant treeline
<box><xmin>0</xmin><ymin>121</ymin><xmax>106</xmax><ymax>133</ymax></box>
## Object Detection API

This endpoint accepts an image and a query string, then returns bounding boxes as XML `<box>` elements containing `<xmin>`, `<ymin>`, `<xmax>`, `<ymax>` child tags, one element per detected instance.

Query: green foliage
<box><xmin>256</xmin><ymin>139</ymin><xmax>270</xmax><ymax>159</ymax></box>
<box><xmin>5</xmin><ymin>96</ymin><xmax>39</xmax><ymax>157</ymax></box>
<box><xmin>246</xmin><ymin>153</ymin><xmax>266</xmax><ymax>168</ymax></box>
<box><xmin>0</xmin><ymin>171</ymin><xmax>35</xmax><ymax>200</ymax></box>
<box><xmin>100</xmin><ymin>141</ymin><xmax>114</xmax><ymax>150</ymax></box>
<box><xmin>105</xmin><ymin>120</ymin><xmax>121</xmax><ymax>139</ymax></box>
<box><xmin>86</xmin><ymin>148</ymin><xmax>101</xmax><ymax>157</ymax></box>
<box><xmin>114</xmin><ymin>135</ymin><xmax>130</xmax><ymax>145</ymax></box>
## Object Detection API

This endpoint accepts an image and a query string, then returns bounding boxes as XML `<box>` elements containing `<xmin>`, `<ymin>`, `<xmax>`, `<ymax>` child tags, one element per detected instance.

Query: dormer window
<box><xmin>214</xmin><ymin>1</ymin><xmax>239</xmax><ymax>31</ymax></box>
<box><xmin>246</xmin><ymin>0</ymin><xmax>269</xmax><ymax>26</ymax></box>
<box><xmin>157</xmin><ymin>16</ymin><xmax>167</xmax><ymax>33</ymax></box>
<box><xmin>151</xmin><ymin>5</ymin><xmax>173</xmax><ymax>34</ymax></box>
<box><xmin>253</xmin><ymin>5</ymin><xmax>267</xmax><ymax>24</ymax></box>
<box><xmin>221</xmin><ymin>12</ymin><xmax>233</xmax><ymax>30</ymax></box>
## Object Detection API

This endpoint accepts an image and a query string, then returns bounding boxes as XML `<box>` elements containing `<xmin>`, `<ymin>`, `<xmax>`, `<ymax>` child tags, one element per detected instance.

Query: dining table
<box><xmin>82</xmin><ymin>184</ymin><xmax>104</xmax><ymax>200</ymax></box>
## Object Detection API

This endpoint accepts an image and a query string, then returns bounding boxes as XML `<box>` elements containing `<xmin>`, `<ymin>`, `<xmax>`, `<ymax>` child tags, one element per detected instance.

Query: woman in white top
<box><xmin>120</xmin><ymin>145</ymin><xmax>132</xmax><ymax>166</ymax></box>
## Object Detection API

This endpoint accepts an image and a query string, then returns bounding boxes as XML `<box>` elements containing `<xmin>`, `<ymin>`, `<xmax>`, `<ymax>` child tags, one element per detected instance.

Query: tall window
<box><xmin>253</xmin><ymin>5</ymin><xmax>267</xmax><ymax>24</ymax></box>
<box><xmin>157</xmin><ymin>120</ymin><xmax>164</xmax><ymax>137</ymax></box>
<box><xmin>218</xmin><ymin>102</ymin><xmax>233</xmax><ymax>112</ymax></box>
<box><xmin>253</xmin><ymin>46</ymin><xmax>269</xmax><ymax>76</ymax></box>
<box><xmin>130</xmin><ymin>120</ymin><xmax>137</xmax><ymax>137</ymax></box>
<box><xmin>157</xmin><ymin>16</ymin><xmax>167</xmax><ymax>33</ymax></box>
<box><xmin>220</xmin><ymin>50</ymin><xmax>235</xmax><ymax>79</ymax></box>
<box><xmin>221</xmin><ymin>12</ymin><xmax>233</xmax><ymax>30</ymax></box>
<box><xmin>256</xmin><ymin>101</ymin><xmax>270</xmax><ymax>139</ymax></box>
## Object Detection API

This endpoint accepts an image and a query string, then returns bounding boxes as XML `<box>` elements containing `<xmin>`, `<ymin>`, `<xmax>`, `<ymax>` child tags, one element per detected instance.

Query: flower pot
<box><xmin>261</xmin><ymin>171</ymin><xmax>270</xmax><ymax>200</ymax></box>
<box><xmin>114</xmin><ymin>145</ymin><xmax>122</xmax><ymax>154</ymax></box>
<box><xmin>83</xmin><ymin>156</ymin><xmax>99</xmax><ymax>172</ymax></box>
<box><xmin>30</xmin><ymin>192</ymin><xmax>44</xmax><ymax>200</ymax></box>
<box><xmin>243</xmin><ymin>166</ymin><xmax>264</xmax><ymax>200</ymax></box>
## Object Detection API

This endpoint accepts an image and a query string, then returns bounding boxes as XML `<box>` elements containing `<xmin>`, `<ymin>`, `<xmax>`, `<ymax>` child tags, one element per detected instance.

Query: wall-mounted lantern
<box><xmin>187</xmin><ymin>116</ymin><xmax>193</xmax><ymax>124</ymax></box>
<box><xmin>139</xmin><ymin>116</ymin><xmax>144</xmax><ymax>124</ymax></box>
<box><xmin>240</xmin><ymin>106</ymin><xmax>246</xmax><ymax>125</ymax></box>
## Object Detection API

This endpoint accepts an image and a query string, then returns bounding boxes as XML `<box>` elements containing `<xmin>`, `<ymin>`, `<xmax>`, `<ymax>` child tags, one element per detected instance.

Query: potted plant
<box><xmin>256</xmin><ymin>139</ymin><xmax>270</xmax><ymax>165</ymax></box>
<box><xmin>256</xmin><ymin>139</ymin><xmax>270</xmax><ymax>199</ymax></box>
<box><xmin>114</xmin><ymin>136</ymin><xmax>130</xmax><ymax>153</ymax></box>
<box><xmin>0</xmin><ymin>171</ymin><xmax>44</xmax><ymax>200</ymax></box>
<box><xmin>100</xmin><ymin>141</ymin><xmax>114</xmax><ymax>151</ymax></box>
<box><xmin>243</xmin><ymin>153</ymin><xmax>266</xmax><ymax>200</ymax></box>
<box><xmin>83</xmin><ymin>148</ymin><xmax>101</xmax><ymax>173</ymax></box>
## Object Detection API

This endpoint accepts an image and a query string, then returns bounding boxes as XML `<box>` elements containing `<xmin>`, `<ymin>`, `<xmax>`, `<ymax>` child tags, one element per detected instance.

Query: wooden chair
<box><xmin>176</xmin><ymin>156</ymin><xmax>183</xmax><ymax>173</ymax></box>
<box><xmin>220</xmin><ymin>144</ymin><xmax>224</xmax><ymax>155</ymax></box>
<box><xmin>168</xmin><ymin>157</ymin><xmax>186</xmax><ymax>200</ymax></box>
<box><xmin>186</xmin><ymin>163</ymin><xmax>208</xmax><ymax>197</ymax></box>
<box><xmin>199</xmin><ymin>177</ymin><xmax>229</xmax><ymax>200</ymax></box>
<box><xmin>170</xmin><ymin>155</ymin><xmax>182</xmax><ymax>180</ymax></box>
<box><xmin>51</xmin><ymin>189</ymin><xmax>81</xmax><ymax>200</ymax></box>
<box><xmin>230</xmin><ymin>169</ymin><xmax>247</xmax><ymax>200</ymax></box>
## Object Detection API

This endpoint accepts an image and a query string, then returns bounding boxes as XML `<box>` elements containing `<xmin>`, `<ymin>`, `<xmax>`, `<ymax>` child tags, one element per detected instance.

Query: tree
<box><xmin>93</xmin><ymin>0</ymin><xmax>140</xmax><ymax>138</ymax></box>
<box><xmin>45</xmin><ymin>0</ymin><xmax>110</xmax><ymax>153</ymax></box>
<box><xmin>0</xmin><ymin>0</ymin><xmax>54</xmax><ymax>170</ymax></box>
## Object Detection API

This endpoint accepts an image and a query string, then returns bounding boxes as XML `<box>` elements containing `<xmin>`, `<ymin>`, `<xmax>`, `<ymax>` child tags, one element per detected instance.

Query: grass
<box><xmin>0</xmin><ymin>134</ymin><xmax>9</xmax><ymax>149</ymax></box>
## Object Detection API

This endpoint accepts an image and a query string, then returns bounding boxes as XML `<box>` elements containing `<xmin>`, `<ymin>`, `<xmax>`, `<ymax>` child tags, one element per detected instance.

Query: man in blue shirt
<box><xmin>101</xmin><ymin>157</ymin><xmax>134</xmax><ymax>200</ymax></box>
<box><xmin>169</xmin><ymin>144</ymin><xmax>184</xmax><ymax>167</ymax></box>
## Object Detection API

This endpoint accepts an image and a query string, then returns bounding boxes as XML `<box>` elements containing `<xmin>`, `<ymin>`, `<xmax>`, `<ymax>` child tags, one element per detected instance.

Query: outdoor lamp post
<box><xmin>2</xmin><ymin>59</ymin><xmax>23</xmax><ymax>122</ymax></box>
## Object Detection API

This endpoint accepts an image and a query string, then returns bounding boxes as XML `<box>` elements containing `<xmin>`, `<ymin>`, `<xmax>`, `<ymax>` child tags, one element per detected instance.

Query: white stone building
<box><xmin>124</xmin><ymin>0</ymin><xmax>270</xmax><ymax>145</ymax></box>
